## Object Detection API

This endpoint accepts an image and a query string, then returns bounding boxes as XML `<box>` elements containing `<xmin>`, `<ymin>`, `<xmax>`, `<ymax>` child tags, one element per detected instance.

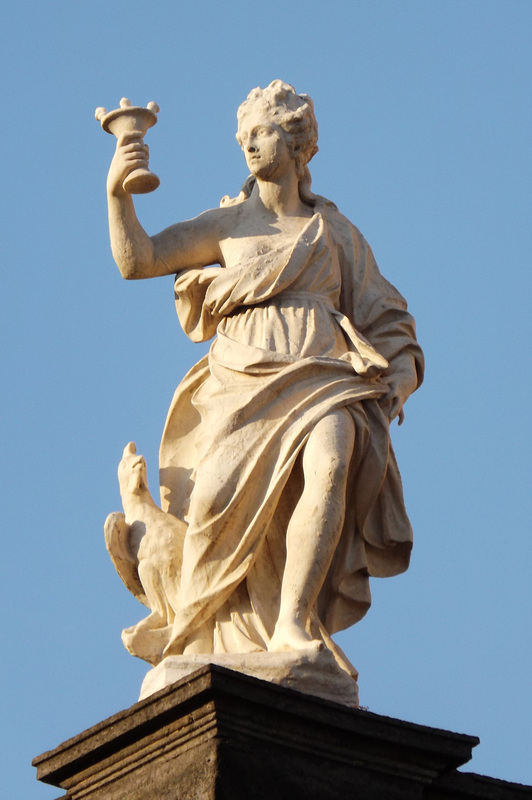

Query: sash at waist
<box><xmin>226</xmin><ymin>291</ymin><xmax>389</xmax><ymax>377</ymax></box>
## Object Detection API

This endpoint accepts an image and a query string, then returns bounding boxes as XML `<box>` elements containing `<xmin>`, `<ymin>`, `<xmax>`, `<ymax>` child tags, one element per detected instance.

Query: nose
<box><xmin>247</xmin><ymin>142</ymin><xmax>257</xmax><ymax>153</ymax></box>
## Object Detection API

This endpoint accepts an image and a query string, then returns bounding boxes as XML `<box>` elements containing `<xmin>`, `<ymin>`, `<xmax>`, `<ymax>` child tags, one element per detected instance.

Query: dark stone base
<box><xmin>33</xmin><ymin>665</ymin><xmax>532</xmax><ymax>799</ymax></box>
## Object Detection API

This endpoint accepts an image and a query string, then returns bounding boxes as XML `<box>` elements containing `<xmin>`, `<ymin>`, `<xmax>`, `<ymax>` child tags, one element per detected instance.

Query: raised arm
<box><xmin>107</xmin><ymin>132</ymin><xmax>223</xmax><ymax>280</ymax></box>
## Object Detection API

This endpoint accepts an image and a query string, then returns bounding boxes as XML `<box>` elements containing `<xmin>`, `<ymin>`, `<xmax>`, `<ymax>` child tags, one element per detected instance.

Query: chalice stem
<box><xmin>95</xmin><ymin>98</ymin><xmax>160</xmax><ymax>195</ymax></box>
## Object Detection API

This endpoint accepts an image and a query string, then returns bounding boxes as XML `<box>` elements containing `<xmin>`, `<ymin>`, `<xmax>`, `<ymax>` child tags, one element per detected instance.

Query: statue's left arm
<box><xmin>334</xmin><ymin>210</ymin><xmax>424</xmax><ymax>422</ymax></box>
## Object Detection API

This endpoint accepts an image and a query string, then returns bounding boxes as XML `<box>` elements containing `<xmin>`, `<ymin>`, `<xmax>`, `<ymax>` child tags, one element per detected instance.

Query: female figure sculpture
<box><xmin>105</xmin><ymin>81</ymin><xmax>423</xmax><ymax>683</ymax></box>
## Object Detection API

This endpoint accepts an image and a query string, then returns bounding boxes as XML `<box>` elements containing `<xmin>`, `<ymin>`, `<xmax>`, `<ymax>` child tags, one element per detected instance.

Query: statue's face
<box><xmin>118</xmin><ymin>442</ymin><xmax>148</xmax><ymax>494</ymax></box>
<box><xmin>238</xmin><ymin>109</ymin><xmax>293</xmax><ymax>181</ymax></box>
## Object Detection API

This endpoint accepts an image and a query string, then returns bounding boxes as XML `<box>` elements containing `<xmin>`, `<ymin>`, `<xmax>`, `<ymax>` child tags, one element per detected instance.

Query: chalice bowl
<box><xmin>95</xmin><ymin>98</ymin><xmax>160</xmax><ymax>194</ymax></box>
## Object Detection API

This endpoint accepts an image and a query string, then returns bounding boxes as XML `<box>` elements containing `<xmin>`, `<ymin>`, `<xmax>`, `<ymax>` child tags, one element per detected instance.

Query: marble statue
<box><xmin>101</xmin><ymin>81</ymin><xmax>424</xmax><ymax>704</ymax></box>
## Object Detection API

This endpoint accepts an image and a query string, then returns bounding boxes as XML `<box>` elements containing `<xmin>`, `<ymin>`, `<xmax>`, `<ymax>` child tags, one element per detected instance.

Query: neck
<box><xmin>121</xmin><ymin>479</ymin><xmax>155</xmax><ymax>511</ymax></box>
<box><xmin>252</xmin><ymin>171</ymin><xmax>303</xmax><ymax>217</ymax></box>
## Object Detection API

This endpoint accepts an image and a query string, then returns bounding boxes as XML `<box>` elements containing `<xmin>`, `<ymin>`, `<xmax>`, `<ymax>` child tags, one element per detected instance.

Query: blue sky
<box><xmin>2</xmin><ymin>1</ymin><xmax>531</xmax><ymax>795</ymax></box>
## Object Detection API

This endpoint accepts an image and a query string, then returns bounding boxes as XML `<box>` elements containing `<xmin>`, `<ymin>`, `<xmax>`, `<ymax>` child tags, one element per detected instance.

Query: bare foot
<box><xmin>268</xmin><ymin>620</ymin><xmax>320</xmax><ymax>653</ymax></box>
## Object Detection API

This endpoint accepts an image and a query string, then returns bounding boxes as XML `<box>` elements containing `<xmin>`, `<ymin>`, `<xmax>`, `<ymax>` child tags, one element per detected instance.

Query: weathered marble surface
<box><xmin>102</xmin><ymin>80</ymin><xmax>423</xmax><ymax>703</ymax></box>
<box><xmin>139</xmin><ymin>645</ymin><xmax>359</xmax><ymax>706</ymax></box>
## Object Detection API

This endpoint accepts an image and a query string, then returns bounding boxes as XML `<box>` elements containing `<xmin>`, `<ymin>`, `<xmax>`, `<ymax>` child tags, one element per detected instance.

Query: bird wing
<box><xmin>104</xmin><ymin>512</ymin><xmax>149</xmax><ymax>608</ymax></box>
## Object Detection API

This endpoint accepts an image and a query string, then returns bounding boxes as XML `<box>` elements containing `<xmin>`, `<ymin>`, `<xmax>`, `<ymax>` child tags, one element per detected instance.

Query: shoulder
<box><xmin>314</xmin><ymin>195</ymin><xmax>367</xmax><ymax>254</ymax></box>
<box><xmin>314</xmin><ymin>196</ymin><xmax>364</xmax><ymax>241</ymax></box>
<box><xmin>195</xmin><ymin>202</ymin><xmax>248</xmax><ymax>238</ymax></box>
<box><xmin>175</xmin><ymin>204</ymin><xmax>244</xmax><ymax>246</ymax></box>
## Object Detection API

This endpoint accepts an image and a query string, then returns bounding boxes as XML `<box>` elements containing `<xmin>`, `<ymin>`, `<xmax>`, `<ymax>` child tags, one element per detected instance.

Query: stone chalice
<box><xmin>95</xmin><ymin>98</ymin><xmax>160</xmax><ymax>194</ymax></box>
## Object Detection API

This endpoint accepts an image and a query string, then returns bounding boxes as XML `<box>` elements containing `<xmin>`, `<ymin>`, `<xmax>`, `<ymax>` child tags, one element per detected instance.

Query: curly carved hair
<box><xmin>236</xmin><ymin>80</ymin><xmax>319</xmax><ymax>177</ymax></box>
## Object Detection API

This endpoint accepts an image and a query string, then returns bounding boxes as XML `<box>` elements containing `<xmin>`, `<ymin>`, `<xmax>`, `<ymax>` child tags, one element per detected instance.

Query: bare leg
<box><xmin>269</xmin><ymin>408</ymin><xmax>355</xmax><ymax>652</ymax></box>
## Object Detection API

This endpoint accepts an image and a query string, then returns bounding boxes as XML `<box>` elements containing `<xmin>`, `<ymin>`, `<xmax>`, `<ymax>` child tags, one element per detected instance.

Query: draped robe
<box><xmin>159</xmin><ymin>196</ymin><xmax>424</xmax><ymax>656</ymax></box>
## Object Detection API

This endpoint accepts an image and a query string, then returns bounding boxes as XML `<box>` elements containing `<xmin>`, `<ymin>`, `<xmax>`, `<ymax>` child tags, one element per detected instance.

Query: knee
<box><xmin>305</xmin><ymin>409</ymin><xmax>355</xmax><ymax>480</ymax></box>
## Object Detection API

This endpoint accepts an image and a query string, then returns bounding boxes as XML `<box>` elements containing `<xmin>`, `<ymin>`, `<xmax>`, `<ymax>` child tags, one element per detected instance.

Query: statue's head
<box><xmin>118</xmin><ymin>441</ymin><xmax>148</xmax><ymax>495</ymax></box>
<box><xmin>236</xmin><ymin>80</ymin><xmax>318</xmax><ymax>179</ymax></box>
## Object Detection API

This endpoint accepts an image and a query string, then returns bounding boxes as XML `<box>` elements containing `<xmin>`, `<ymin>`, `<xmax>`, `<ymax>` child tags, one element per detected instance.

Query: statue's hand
<box><xmin>380</xmin><ymin>362</ymin><xmax>418</xmax><ymax>425</ymax></box>
<box><xmin>107</xmin><ymin>131</ymin><xmax>150</xmax><ymax>197</ymax></box>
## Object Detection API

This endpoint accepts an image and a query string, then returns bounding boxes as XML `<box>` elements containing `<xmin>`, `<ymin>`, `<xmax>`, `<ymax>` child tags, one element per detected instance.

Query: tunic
<box><xmin>158</xmin><ymin>196</ymin><xmax>424</xmax><ymax>656</ymax></box>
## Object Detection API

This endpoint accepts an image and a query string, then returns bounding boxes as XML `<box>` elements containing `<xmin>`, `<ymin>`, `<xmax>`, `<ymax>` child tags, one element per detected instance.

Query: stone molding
<box><xmin>33</xmin><ymin>665</ymin><xmax>531</xmax><ymax>799</ymax></box>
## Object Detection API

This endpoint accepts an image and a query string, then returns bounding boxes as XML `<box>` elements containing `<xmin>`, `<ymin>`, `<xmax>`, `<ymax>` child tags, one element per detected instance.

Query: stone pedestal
<box><xmin>138</xmin><ymin>646</ymin><xmax>358</xmax><ymax>705</ymax></box>
<box><xmin>33</xmin><ymin>665</ymin><xmax>532</xmax><ymax>799</ymax></box>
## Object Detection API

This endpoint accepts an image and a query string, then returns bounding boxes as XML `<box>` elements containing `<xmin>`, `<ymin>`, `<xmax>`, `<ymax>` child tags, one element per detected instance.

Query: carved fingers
<box><xmin>379</xmin><ymin>353</ymin><xmax>418</xmax><ymax>424</ymax></box>
<box><xmin>119</xmin><ymin>131</ymin><xmax>150</xmax><ymax>164</ymax></box>
<box><xmin>107</xmin><ymin>131</ymin><xmax>150</xmax><ymax>196</ymax></box>
<box><xmin>380</xmin><ymin>394</ymin><xmax>401</xmax><ymax>424</ymax></box>
<box><xmin>380</xmin><ymin>374</ymin><xmax>413</xmax><ymax>425</ymax></box>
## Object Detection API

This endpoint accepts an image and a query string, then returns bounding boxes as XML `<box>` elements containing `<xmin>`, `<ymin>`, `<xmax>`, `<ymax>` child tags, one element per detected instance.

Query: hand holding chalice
<box><xmin>95</xmin><ymin>98</ymin><xmax>160</xmax><ymax>194</ymax></box>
